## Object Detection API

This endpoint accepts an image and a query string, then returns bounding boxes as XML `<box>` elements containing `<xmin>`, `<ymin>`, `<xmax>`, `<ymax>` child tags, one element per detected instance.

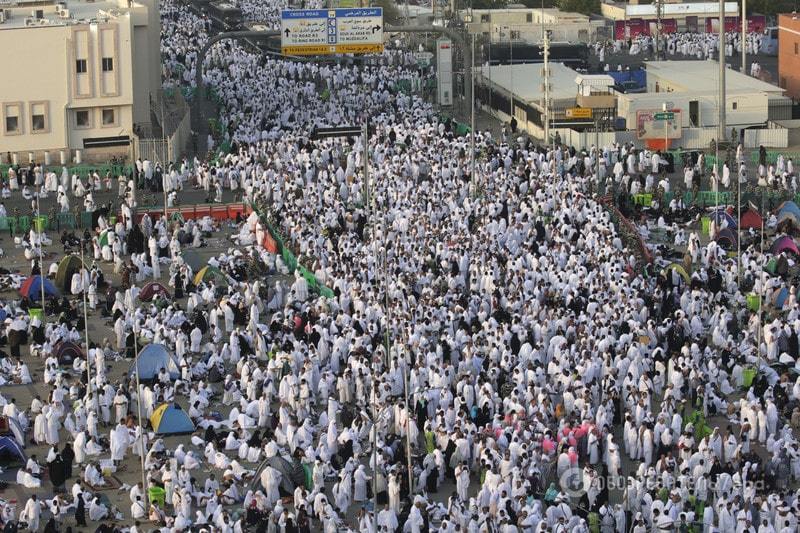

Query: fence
<box><xmin>134</xmin><ymin>89</ymin><xmax>192</xmax><ymax>165</ymax></box>
<box><xmin>744</xmin><ymin>127</ymin><xmax>788</xmax><ymax>149</ymax></box>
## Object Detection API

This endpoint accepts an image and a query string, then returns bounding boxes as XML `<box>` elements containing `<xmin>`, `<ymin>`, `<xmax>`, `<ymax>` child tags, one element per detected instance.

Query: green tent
<box><xmin>55</xmin><ymin>255</ymin><xmax>85</xmax><ymax>294</ymax></box>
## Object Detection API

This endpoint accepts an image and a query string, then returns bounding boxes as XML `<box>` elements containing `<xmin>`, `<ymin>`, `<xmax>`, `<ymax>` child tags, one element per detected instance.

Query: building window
<box><xmin>782</xmin><ymin>77</ymin><xmax>787</xmax><ymax>88</ymax></box>
<box><xmin>480</xmin><ymin>14</ymin><xmax>489</xmax><ymax>23</ymax></box>
<box><xmin>102</xmin><ymin>57</ymin><xmax>113</xmax><ymax>72</ymax></box>
<box><xmin>29</xmin><ymin>102</ymin><xmax>47</xmax><ymax>133</ymax></box>
<box><xmin>796</xmin><ymin>42</ymin><xmax>799</xmax><ymax>54</ymax></box>
<box><xmin>102</xmin><ymin>108</ymin><xmax>115</xmax><ymax>126</ymax></box>
<box><xmin>511</xmin><ymin>30</ymin><xmax>520</xmax><ymax>40</ymax></box>
<box><xmin>76</xmin><ymin>110</ymin><xmax>90</xmax><ymax>128</ymax></box>
<box><xmin>526</xmin><ymin>13</ymin><xmax>532</xmax><ymax>23</ymax></box>
<box><xmin>76</xmin><ymin>59</ymin><xmax>87</xmax><ymax>74</ymax></box>
<box><xmin>732</xmin><ymin>102</ymin><xmax>738</xmax><ymax>110</ymax></box>
<box><xmin>3</xmin><ymin>104</ymin><xmax>20</xmax><ymax>135</ymax></box>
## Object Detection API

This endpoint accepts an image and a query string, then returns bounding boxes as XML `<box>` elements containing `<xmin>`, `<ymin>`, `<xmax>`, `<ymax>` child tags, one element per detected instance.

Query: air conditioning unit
<box><xmin>25</xmin><ymin>17</ymin><xmax>35</xmax><ymax>26</ymax></box>
<box><xmin>59</xmin><ymin>8</ymin><xmax>70</xmax><ymax>18</ymax></box>
<box><xmin>56</xmin><ymin>2</ymin><xmax>66</xmax><ymax>9</ymax></box>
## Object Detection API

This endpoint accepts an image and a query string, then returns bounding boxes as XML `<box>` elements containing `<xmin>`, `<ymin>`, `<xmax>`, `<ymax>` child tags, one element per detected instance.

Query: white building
<box><xmin>0</xmin><ymin>0</ymin><xmax>161</xmax><ymax>162</ymax></box>
<box><xmin>463</xmin><ymin>7</ymin><xmax>605</xmax><ymax>44</ymax></box>
<box><xmin>616</xmin><ymin>61</ymin><xmax>790</xmax><ymax>129</ymax></box>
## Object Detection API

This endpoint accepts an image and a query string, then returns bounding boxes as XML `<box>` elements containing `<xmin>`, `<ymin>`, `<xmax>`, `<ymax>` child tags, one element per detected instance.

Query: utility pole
<box><xmin>655</xmin><ymin>0</ymin><xmax>663</xmax><ymax>60</ymax></box>
<box><xmin>719</xmin><ymin>0</ymin><xmax>727</xmax><ymax>144</ymax></box>
<box><xmin>470</xmin><ymin>32</ymin><xmax>476</xmax><ymax>197</ymax></box>
<box><xmin>543</xmin><ymin>31</ymin><xmax>550</xmax><ymax>146</ymax></box>
<box><xmin>741</xmin><ymin>0</ymin><xmax>747</xmax><ymax>72</ymax></box>
<box><xmin>509</xmin><ymin>26</ymin><xmax>514</xmax><ymax>120</ymax></box>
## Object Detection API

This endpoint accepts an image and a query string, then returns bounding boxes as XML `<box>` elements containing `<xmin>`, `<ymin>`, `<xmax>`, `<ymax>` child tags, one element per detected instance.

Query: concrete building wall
<box><xmin>0</xmin><ymin>0</ymin><xmax>159</xmax><ymax>158</ymax></box>
<box><xmin>778</xmin><ymin>14</ymin><xmax>800</xmax><ymax>100</ymax></box>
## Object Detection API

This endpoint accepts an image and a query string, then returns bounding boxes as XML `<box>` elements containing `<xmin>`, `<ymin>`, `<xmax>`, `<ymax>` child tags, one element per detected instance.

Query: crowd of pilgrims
<box><xmin>1</xmin><ymin>1</ymin><xmax>800</xmax><ymax>533</ymax></box>
<box><xmin>592</xmin><ymin>30</ymin><xmax>766</xmax><ymax>77</ymax></box>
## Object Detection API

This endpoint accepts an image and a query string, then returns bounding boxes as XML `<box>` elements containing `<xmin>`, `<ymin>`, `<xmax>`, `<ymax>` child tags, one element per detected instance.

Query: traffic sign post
<box><xmin>566</xmin><ymin>107</ymin><xmax>592</xmax><ymax>119</ymax></box>
<box><xmin>281</xmin><ymin>8</ymin><xmax>384</xmax><ymax>56</ymax></box>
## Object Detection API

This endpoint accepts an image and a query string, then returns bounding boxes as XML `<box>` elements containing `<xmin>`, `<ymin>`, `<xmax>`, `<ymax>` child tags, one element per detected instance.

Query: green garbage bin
<box><xmin>701</xmin><ymin>216</ymin><xmax>710</xmax><ymax>235</ymax></box>
<box><xmin>746</xmin><ymin>293</ymin><xmax>761</xmax><ymax>312</ymax></box>
<box><xmin>742</xmin><ymin>367</ymin><xmax>757</xmax><ymax>388</ymax></box>
<box><xmin>32</xmin><ymin>215</ymin><xmax>47</xmax><ymax>232</ymax></box>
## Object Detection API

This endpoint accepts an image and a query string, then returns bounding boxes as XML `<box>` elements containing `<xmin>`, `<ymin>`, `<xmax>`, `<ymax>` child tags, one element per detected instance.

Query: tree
<box><xmin>557</xmin><ymin>0</ymin><xmax>600</xmax><ymax>16</ymax></box>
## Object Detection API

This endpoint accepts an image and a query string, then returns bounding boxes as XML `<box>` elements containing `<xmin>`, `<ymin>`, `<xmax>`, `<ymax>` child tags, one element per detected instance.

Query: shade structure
<box><xmin>129</xmin><ymin>343</ymin><xmax>180</xmax><ymax>380</ymax></box>
<box><xmin>770</xmin><ymin>236</ymin><xmax>800</xmax><ymax>256</ymax></box>
<box><xmin>193</xmin><ymin>265</ymin><xmax>229</xmax><ymax>286</ymax></box>
<box><xmin>150</xmin><ymin>403</ymin><xmax>195</xmax><ymax>435</ymax></box>
<box><xmin>19</xmin><ymin>275</ymin><xmax>59</xmax><ymax>301</ymax></box>
<box><xmin>740</xmin><ymin>209</ymin><xmax>763</xmax><ymax>230</ymax></box>
<box><xmin>54</xmin><ymin>340</ymin><xmax>83</xmax><ymax>366</ymax></box>
<box><xmin>716</xmin><ymin>228</ymin><xmax>738</xmax><ymax>250</ymax></box>
<box><xmin>180</xmin><ymin>250</ymin><xmax>204</xmax><ymax>271</ymax></box>
<box><xmin>55</xmin><ymin>255</ymin><xmax>85</xmax><ymax>294</ymax></box>
<box><xmin>0</xmin><ymin>436</ymin><xmax>26</xmax><ymax>464</ymax></box>
<box><xmin>251</xmin><ymin>455</ymin><xmax>305</xmax><ymax>496</ymax></box>
<box><xmin>663</xmin><ymin>263</ymin><xmax>690</xmax><ymax>283</ymax></box>
<box><xmin>139</xmin><ymin>281</ymin><xmax>171</xmax><ymax>302</ymax></box>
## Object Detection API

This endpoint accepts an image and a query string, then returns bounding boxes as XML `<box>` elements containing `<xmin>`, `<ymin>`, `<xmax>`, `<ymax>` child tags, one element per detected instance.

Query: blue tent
<box><xmin>150</xmin><ymin>403</ymin><xmax>195</xmax><ymax>435</ymax></box>
<box><xmin>778</xmin><ymin>201</ymin><xmax>800</xmax><ymax>220</ymax></box>
<box><xmin>18</xmin><ymin>276</ymin><xmax>59</xmax><ymax>301</ymax></box>
<box><xmin>0</xmin><ymin>436</ymin><xmax>26</xmax><ymax>464</ymax></box>
<box><xmin>775</xmin><ymin>287</ymin><xmax>795</xmax><ymax>310</ymax></box>
<box><xmin>711</xmin><ymin>210</ymin><xmax>737</xmax><ymax>229</ymax></box>
<box><xmin>129</xmin><ymin>343</ymin><xmax>180</xmax><ymax>380</ymax></box>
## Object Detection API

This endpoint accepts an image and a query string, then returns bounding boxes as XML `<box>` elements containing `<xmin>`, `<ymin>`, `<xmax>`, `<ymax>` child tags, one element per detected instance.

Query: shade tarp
<box><xmin>0</xmin><ymin>436</ymin><xmax>26</xmax><ymax>464</ymax></box>
<box><xmin>130</xmin><ymin>343</ymin><xmax>180</xmax><ymax>380</ymax></box>
<box><xmin>663</xmin><ymin>263</ymin><xmax>690</xmax><ymax>283</ymax></box>
<box><xmin>193</xmin><ymin>265</ymin><xmax>229</xmax><ymax>286</ymax></box>
<box><xmin>150</xmin><ymin>403</ymin><xmax>195</xmax><ymax>435</ymax></box>
<box><xmin>777</xmin><ymin>210</ymin><xmax>800</xmax><ymax>225</ymax></box>
<box><xmin>55</xmin><ymin>255</ymin><xmax>85</xmax><ymax>294</ymax></box>
<box><xmin>19</xmin><ymin>276</ymin><xmax>59</xmax><ymax>301</ymax></box>
<box><xmin>770</xmin><ymin>236</ymin><xmax>800</xmax><ymax>256</ymax></box>
<box><xmin>139</xmin><ymin>281</ymin><xmax>171</xmax><ymax>302</ymax></box>
<box><xmin>180</xmin><ymin>250</ymin><xmax>204</xmax><ymax>271</ymax></box>
<box><xmin>54</xmin><ymin>340</ymin><xmax>83</xmax><ymax>366</ymax></box>
<box><xmin>740</xmin><ymin>209</ymin><xmax>763</xmax><ymax>230</ymax></box>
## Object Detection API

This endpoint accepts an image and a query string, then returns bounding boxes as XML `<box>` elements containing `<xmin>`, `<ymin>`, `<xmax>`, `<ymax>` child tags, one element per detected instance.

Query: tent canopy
<box><xmin>194</xmin><ymin>265</ymin><xmax>229</xmax><ymax>286</ymax></box>
<box><xmin>130</xmin><ymin>343</ymin><xmax>180</xmax><ymax>380</ymax></box>
<box><xmin>54</xmin><ymin>341</ymin><xmax>83</xmax><ymax>366</ymax></box>
<box><xmin>711</xmin><ymin>209</ymin><xmax>737</xmax><ymax>229</ymax></box>
<box><xmin>0</xmin><ymin>436</ymin><xmax>26</xmax><ymax>464</ymax></box>
<box><xmin>139</xmin><ymin>281</ymin><xmax>171</xmax><ymax>302</ymax></box>
<box><xmin>716</xmin><ymin>228</ymin><xmax>738</xmax><ymax>249</ymax></box>
<box><xmin>775</xmin><ymin>287</ymin><xmax>793</xmax><ymax>309</ymax></box>
<box><xmin>253</xmin><ymin>455</ymin><xmax>305</xmax><ymax>495</ymax></box>
<box><xmin>150</xmin><ymin>403</ymin><xmax>195</xmax><ymax>435</ymax></box>
<box><xmin>55</xmin><ymin>255</ymin><xmax>85</xmax><ymax>294</ymax></box>
<box><xmin>771</xmin><ymin>236</ymin><xmax>800</xmax><ymax>256</ymax></box>
<box><xmin>777</xmin><ymin>200</ymin><xmax>800</xmax><ymax>219</ymax></box>
<box><xmin>19</xmin><ymin>276</ymin><xmax>59</xmax><ymax>301</ymax></box>
<box><xmin>740</xmin><ymin>209</ymin><xmax>763</xmax><ymax>230</ymax></box>
<box><xmin>0</xmin><ymin>415</ymin><xmax>25</xmax><ymax>446</ymax></box>
<box><xmin>663</xmin><ymin>263</ymin><xmax>690</xmax><ymax>283</ymax></box>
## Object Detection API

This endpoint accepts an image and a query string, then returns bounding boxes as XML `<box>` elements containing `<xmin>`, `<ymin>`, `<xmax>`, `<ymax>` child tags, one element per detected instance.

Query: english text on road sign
<box><xmin>566</xmin><ymin>107</ymin><xmax>593</xmax><ymax>119</ymax></box>
<box><xmin>281</xmin><ymin>8</ymin><xmax>384</xmax><ymax>56</ymax></box>
<box><xmin>654</xmin><ymin>112</ymin><xmax>675</xmax><ymax>120</ymax></box>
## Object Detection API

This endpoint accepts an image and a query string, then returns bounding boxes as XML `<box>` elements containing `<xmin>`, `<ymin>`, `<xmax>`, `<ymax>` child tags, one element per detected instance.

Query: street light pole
<box><xmin>470</xmin><ymin>32</ymin><xmax>476</xmax><ymax>197</ymax></box>
<box><xmin>741</xmin><ymin>0</ymin><xmax>747</xmax><ymax>72</ymax></box>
